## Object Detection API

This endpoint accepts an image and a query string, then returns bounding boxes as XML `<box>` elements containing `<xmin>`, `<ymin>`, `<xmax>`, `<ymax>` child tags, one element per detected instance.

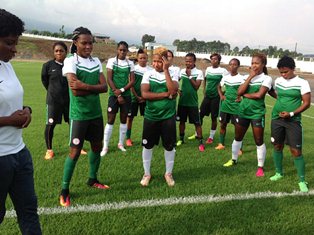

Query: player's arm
<box><xmin>243</xmin><ymin>85</ymin><xmax>269</xmax><ymax>99</ymax></box>
<box><xmin>41</xmin><ymin>63</ymin><xmax>49</xmax><ymax>90</ymax></box>
<box><xmin>189</xmin><ymin>77</ymin><xmax>202</xmax><ymax>90</ymax></box>
<box><xmin>141</xmin><ymin>83</ymin><xmax>170</xmax><ymax>101</ymax></box>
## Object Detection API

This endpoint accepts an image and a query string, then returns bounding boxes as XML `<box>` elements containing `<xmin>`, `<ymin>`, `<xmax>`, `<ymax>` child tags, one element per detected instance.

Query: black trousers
<box><xmin>0</xmin><ymin>147</ymin><xmax>42</xmax><ymax>235</ymax></box>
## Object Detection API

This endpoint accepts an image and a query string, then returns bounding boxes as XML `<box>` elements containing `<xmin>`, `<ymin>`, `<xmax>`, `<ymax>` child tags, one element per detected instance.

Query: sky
<box><xmin>1</xmin><ymin>0</ymin><xmax>314</xmax><ymax>54</ymax></box>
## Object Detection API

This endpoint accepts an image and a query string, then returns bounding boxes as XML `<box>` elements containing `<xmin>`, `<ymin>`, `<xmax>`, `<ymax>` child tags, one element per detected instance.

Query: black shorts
<box><xmin>271</xmin><ymin>118</ymin><xmax>303</xmax><ymax>149</ymax></box>
<box><xmin>69</xmin><ymin>117</ymin><xmax>104</xmax><ymax>148</ymax></box>
<box><xmin>142</xmin><ymin>116</ymin><xmax>176</xmax><ymax>151</ymax></box>
<box><xmin>200</xmin><ymin>96</ymin><xmax>220</xmax><ymax>118</ymax></box>
<box><xmin>107</xmin><ymin>96</ymin><xmax>131</xmax><ymax>115</ymax></box>
<box><xmin>235</xmin><ymin>116</ymin><xmax>265</xmax><ymax>128</ymax></box>
<box><xmin>219</xmin><ymin>111</ymin><xmax>238</xmax><ymax>125</ymax></box>
<box><xmin>176</xmin><ymin>105</ymin><xmax>201</xmax><ymax>124</ymax></box>
<box><xmin>128</xmin><ymin>101</ymin><xmax>146</xmax><ymax>117</ymax></box>
<box><xmin>46</xmin><ymin>104</ymin><xmax>69</xmax><ymax>125</ymax></box>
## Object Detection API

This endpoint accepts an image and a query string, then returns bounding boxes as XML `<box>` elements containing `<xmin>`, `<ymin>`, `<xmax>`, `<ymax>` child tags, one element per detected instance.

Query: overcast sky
<box><xmin>2</xmin><ymin>0</ymin><xmax>314</xmax><ymax>53</ymax></box>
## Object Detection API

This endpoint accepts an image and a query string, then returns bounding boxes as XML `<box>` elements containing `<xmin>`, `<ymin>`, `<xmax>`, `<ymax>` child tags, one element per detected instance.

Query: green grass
<box><xmin>1</xmin><ymin>61</ymin><xmax>314</xmax><ymax>234</ymax></box>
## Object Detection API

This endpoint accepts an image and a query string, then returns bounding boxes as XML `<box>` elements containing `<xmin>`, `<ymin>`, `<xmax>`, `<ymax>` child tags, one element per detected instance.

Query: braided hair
<box><xmin>70</xmin><ymin>26</ymin><xmax>92</xmax><ymax>54</ymax></box>
<box><xmin>0</xmin><ymin>9</ymin><xmax>24</xmax><ymax>37</ymax></box>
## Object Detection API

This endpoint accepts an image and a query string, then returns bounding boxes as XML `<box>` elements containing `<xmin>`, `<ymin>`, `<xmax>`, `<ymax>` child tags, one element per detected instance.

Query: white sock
<box><xmin>232</xmin><ymin>140</ymin><xmax>242</xmax><ymax>161</ymax></box>
<box><xmin>103</xmin><ymin>124</ymin><xmax>113</xmax><ymax>149</ymax></box>
<box><xmin>165</xmin><ymin>149</ymin><xmax>175</xmax><ymax>174</ymax></box>
<box><xmin>142</xmin><ymin>147</ymin><xmax>153</xmax><ymax>175</ymax></box>
<box><xmin>256</xmin><ymin>143</ymin><xmax>266</xmax><ymax>167</ymax></box>
<box><xmin>209</xmin><ymin>129</ymin><xmax>216</xmax><ymax>139</ymax></box>
<box><xmin>119</xmin><ymin>123</ymin><xmax>127</xmax><ymax>145</ymax></box>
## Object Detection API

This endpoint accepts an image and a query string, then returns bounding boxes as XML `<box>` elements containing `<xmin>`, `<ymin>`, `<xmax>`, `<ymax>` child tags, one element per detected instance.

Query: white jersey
<box><xmin>0</xmin><ymin>61</ymin><xmax>25</xmax><ymax>156</ymax></box>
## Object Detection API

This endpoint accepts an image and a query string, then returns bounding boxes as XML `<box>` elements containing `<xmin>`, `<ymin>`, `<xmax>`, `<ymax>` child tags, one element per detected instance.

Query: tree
<box><xmin>173</xmin><ymin>39</ymin><xmax>180</xmax><ymax>46</ymax></box>
<box><xmin>59</xmin><ymin>25</ymin><xmax>65</xmax><ymax>38</ymax></box>
<box><xmin>141</xmin><ymin>34</ymin><xmax>155</xmax><ymax>47</ymax></box>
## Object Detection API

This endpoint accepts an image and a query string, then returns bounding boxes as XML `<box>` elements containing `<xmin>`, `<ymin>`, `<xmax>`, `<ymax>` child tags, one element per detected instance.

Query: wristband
<box><xmin>120</xmin><ymin>88</ymin><xmax>125</xmax><ymax>93</ymax></box>
<box><xmin>189</xmin><ymin>76</ymin><xmax>193</xmax><ymax>80</ymax></box>
<box><xmin>289</xmin><ymin>112</ymin><xmax>294</xmax><ymax>117</ymax></box>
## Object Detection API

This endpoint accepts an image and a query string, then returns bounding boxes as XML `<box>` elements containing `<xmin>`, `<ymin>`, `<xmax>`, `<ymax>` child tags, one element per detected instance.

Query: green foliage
<box><xmin>141</xmin><ymin>34</ymin><xmax>155</xmax><ymax>47</ymax></box>
<box><xmin>1</xmin><ymin>61</ymin><xmax>314</xmax><ymax>234</ymax></box>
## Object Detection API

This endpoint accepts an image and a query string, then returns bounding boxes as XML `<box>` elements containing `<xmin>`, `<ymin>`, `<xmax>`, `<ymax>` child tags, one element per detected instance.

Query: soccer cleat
<box><xmin>80</xmin><ymin>149</ymin><xmax>88</xmax><ymax>155</ymax></box>
<box><xmin>117</xmin><ymin>143</ymin><xmax>127</xmax><ymax>152</ymax></box>
<box><xmin>198</xmin><ymin>144</ymin><xmax>205</xmax><ymax>152</ymax></box>
<box><xmin>100</xmin><ymin>148</ymin><xmax>108</xmax><ymax>157</ymax></box>
<box><xmin>215</xmin><ymin>143</ymin><xmax>225</xmax><ymax>150</ymax></box>
<box><xmin>223</xmin><ymin>159</ymin><xmax>237</xmax><ymax>167</ymax></box>
<box><xmin>164</xmin><ymin>173</ymin><xmax>175</xmax><ymax>187</ymax></box>
<box><xmin>205</xmin><ymin>137</ymin><xmax>213</xmax><ymax>144</ymax></box>
<box><xmin>140</xmin><ymin>175</ymin><xmax>151</xmax><ymax>187</ymax></box>
<box><xmin>126</xmin><ymin>139</ymin><xmax>133</xmax><ymax>147</ymax></box>
<box><xmin>256</xmin><ymin>167</ymin><xmax>265</xmax><ymax>177</ymax></box>
<box><xmin>187</xmin><ymin>134</ymin><xmax>196</xmax><ymax>140</ymax></box>
<box><xmin>270</xmin><ymin>172</ymin><xmax>283</xmax><ymax>181</ymax></box>
<box><xmin>87</xmin><ymin>179</ymin><xmax>110</xmax><ymax>189</ymax></box>
<box><xmin>177</xmin><ymin>140</ymin><xmax>184</xmax><ymax>146</ymax></box>
<box><xmin>238</xmin><ymin>149</ymin><xmax>243</xmax><ymax>156</ymax></box>
<box><xmin>298</xmin><ymin>181</ymin><xmax>309</xmax><ymax>193</ymax></box>
<box><xmin>59</xmin><ymin>190</ymin><xmax>70</xmax><ymax>207</ymax></box>
<box><xmin>44</xmin><ymin>150</ymin><xmax>54</xmax><ymax>160</ymax></box>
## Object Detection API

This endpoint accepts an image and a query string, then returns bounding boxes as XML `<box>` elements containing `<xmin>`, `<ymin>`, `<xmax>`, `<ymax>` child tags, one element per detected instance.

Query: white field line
<box><xmin>266</xmin><ymin>104</ymin><xmax>314</xmax><ymax>119</ymax></box>
<box><xmin>5</xmin><ymin>190</ymin><xmax>314</xmax><ymax>218</ymax></box>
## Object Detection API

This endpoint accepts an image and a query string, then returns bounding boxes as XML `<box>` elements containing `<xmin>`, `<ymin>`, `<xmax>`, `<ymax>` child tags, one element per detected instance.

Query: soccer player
<box><xmin>216</xmin><ymin>58</ymin><xmax>244</xmax><ymax>151</ymax></box>
<box><xmin>270</xmin><ymin>56</ymin><xmax>311</xmax><ymax>192</ymax></box>
<box><xmin>189</xmin><ymin>53</ymin><xmax>229</xmax><ymax>144</ymax></box>
<box><xmin>140</xmin><ymin>47</ymin><xmax>179</xmax><ymax>187</ymax></box>
<box><xmin>126</xmin><ymin>49</ymin><xmax>152</xmax><ymax>146</ymax></box>
<box><xmin>101</xmin><ymin>41</ymin><xmax>135</xmax><ymax>156</ymax></box>
<box><xmin>176</xmin><ymin>53</ymin><xmax>205</xmax><ymax>152</ymax></box>
<box><xmin>59</xmin><ymin>27</ymin><xmax>109</xmax><ymax>207</ymax></box>
<box><xmin>0</xmin><ymin>9</ymin><xmax>42</xmax><ymax>234</ymax></box>
<box><xmin>167</xmin><ymin>50</ymin><xmax>180</xmax><ymax>79</ymax></box>
<box><xmin>41</xmin><ymin>42</ymin><xmax>69</xmax><ymax>160</ymax></box>
<box><xmin>223</xmin><ymin>53</ymin><xmax>272</xmax><ymax>178</ymax></box>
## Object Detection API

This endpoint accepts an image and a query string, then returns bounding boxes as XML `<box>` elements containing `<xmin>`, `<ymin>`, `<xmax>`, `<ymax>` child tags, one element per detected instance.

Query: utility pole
<box><xmin>294</xmin><ymin>42</ymin><xmax>298</xmax><ymax>57</ymax></box>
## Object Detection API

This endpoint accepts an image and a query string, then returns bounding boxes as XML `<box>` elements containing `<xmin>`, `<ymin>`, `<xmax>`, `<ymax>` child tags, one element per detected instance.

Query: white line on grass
<box><xmin>266</xmin><ymin>104</ymin><xmax>314</xmax><ymax>119</ymax></box>
<box><xmin>5</xmin><ymin>190</ymin><xmax>314</xmax><ymax>218</ymax></box>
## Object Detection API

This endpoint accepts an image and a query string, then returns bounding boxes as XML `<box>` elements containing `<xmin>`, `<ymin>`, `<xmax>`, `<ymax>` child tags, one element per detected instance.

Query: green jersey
<box><xmin>142</xmin><ymin>69</ymin><xmax>179</xmax><ymax>121</ymax></box>
<box><xmin>272</xmin><ymin>76</ymin><xmax>311</xmax><ymax>121</ymax></box>
<box><xmin>178</xmin><ymin>67</ymin><xmax>204</xmax><ymax>107</ymax></box>
<box><xmin>204</xmin><ymin>66</ymin><xmax>228</xmax><ymax>98</ymax></box>
<box><xmin>106</xmin><ymin>57</ymin><xmax>135</xmax><ymax>97</ymax></box>
<box><xmin>220</xmin><ymin>73</ymin><xmax>244</xmax><ymax>114</ymax></box>
<box><xmin>63</xmin><ymin>53</ymin><xmax>103</xmax><ymax>121</ymax></box>
<box><xmin>132</xmin><ymin>64</ymin><xmax>152</xmax><ymax>102</ymax></box>
<box><xmin>239</xmin><ymin>73</ymin><xmax>272</xmax><ymax>119</ymax></box>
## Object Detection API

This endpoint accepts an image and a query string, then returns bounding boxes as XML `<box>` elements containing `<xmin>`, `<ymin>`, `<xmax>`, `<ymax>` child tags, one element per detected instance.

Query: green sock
<box><xmin>88</xmin><ymin>151</ymin><xmax>101</xmax><ymax>179</ymax></box>
<box><xmin>294</xmin><ymin>155</ymin><xmax>305</xmax><ymax>182</ymax></box>
<box><xmin>219</xmin><ymin>133</ymin><xmax>225</xmax><ymax>145</ymax></box>
<box><xmin>126</xmin><ymin>129</ymin><xmax>131</xmax><ymax>139</ymax></box>
<box><xmin>62</xmin><ymin>156</ymin><xmax>78</xmax><ymax>190</ymax></box>
<box><xmin>273</xmin><ymin>150</ymin><xmax>283</xmax><ymax>175</ymax></box>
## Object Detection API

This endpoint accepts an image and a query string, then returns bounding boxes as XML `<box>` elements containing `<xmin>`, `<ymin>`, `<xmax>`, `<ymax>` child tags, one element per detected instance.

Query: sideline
<box><xmin>5</xmin><ymin>190</ymin><xmax>314</xmax><ymax>218</ymax></box>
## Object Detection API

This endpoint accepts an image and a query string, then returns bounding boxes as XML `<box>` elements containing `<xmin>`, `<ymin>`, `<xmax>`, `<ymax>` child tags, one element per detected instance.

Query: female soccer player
<box><xmin>60</xmin><ymin>27</ymin><xmax>109</xmax><ymax>207</ymax></box>
<box><xmin>270</xmin><ymin>56</ymin><xmax>311</xmax><ymax>192</ymax></box>
<box><xmin>216</xmin><ymin>58</ymin><xmax>244</xmax><ymax>151</ymax></box>
<box><xmin>140</xmin><ymin>47</ymin><xmax>179</xmax><ymax>187</ymax></box>
<box><xmin>101</xmin><ymin>41</ymin><xmax>135</xmax><ymax>156</ymax></box>
<box><xmin>223</xmin><ymin>53</ymin><xmax>272</xmax><ymax>178</ymax></box>
<box><xmin>0</xmin><ymin>8</ymin><xmax>41</xmax><ymax>234</ymax></box>
<box><xmin>126</xmin><ymin>49</ymin><xmax>152</xmax><ymax>146</ymax></box>
<box><xmin>41</xmin><ymin>41</ymin><xmax>69</xmax><ymax>160</ymax></box>
<box><xmin>176</xmin><ymin>53</ymin><xmax>205</xmax><ymax>152</ymax></box>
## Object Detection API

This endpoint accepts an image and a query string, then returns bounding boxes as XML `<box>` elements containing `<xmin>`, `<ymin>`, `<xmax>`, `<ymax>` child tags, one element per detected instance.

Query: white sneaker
<box><xmin>117</xmin><ymin>143</ymin><xmax>126</xmax><ymax>152</ymax></box>
<box><xmin>140</xmin><ymin>175</ymin><xmax>151</xmax><ymax>187</ymax></box>
<box><xmin>164</xmin><ymin>173</ymin><xmax>175</xmax><ymax>187</ymax></box>
<box><xmin>100</xmin><ymin>148</ymin><xmax>108</xmax><ymax>157</ymax></box>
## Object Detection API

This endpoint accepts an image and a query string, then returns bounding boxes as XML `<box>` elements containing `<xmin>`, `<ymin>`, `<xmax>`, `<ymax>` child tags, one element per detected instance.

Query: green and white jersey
<box><xmin>132</xmin><ymin>64</ymin><xmax>152</xmax><ymax>102</ymax></box>
<box><xmin>204</xmin><ymin>66</ymin><xmax>229</xmax><ymax>98</ymax></box>
<box><xmin>63</xmin><ymin>53</ymin><xmax>103</xmax><ymax>121</ymax></box>
<box><xmin>107</xmin><ymin>57</ymin><xmax>135</xmax><ymax>97</ymax></box>
<box><xmin>220</xmin><ymin>73</ymin><xmax>244</xmax><ymax>114</ymax></box>
<box><xmin>141</xmin><ymin>69</ymin><xmax>179</xmax><ymax>121</ymax></box>
<box><xmin>178</xmin><ymin>67</ymin><xmax>204</xmax><ymax>107</ymax></box>
<box><xmin>272</xmin><ymin>76</ymin><xmax>311</xmax><ymax>121</ymax></box>
<box><xmin>239</xmin><ymin>73</ymin><xmax>272</xmax><ymax>119</ymax></box>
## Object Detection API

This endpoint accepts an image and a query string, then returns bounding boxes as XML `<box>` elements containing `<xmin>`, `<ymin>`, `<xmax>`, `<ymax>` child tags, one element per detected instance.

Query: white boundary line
<box><xmin>5</xmin><ymin>190</ymin><xmax>314</xmax><ymax>218</ymax></box>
